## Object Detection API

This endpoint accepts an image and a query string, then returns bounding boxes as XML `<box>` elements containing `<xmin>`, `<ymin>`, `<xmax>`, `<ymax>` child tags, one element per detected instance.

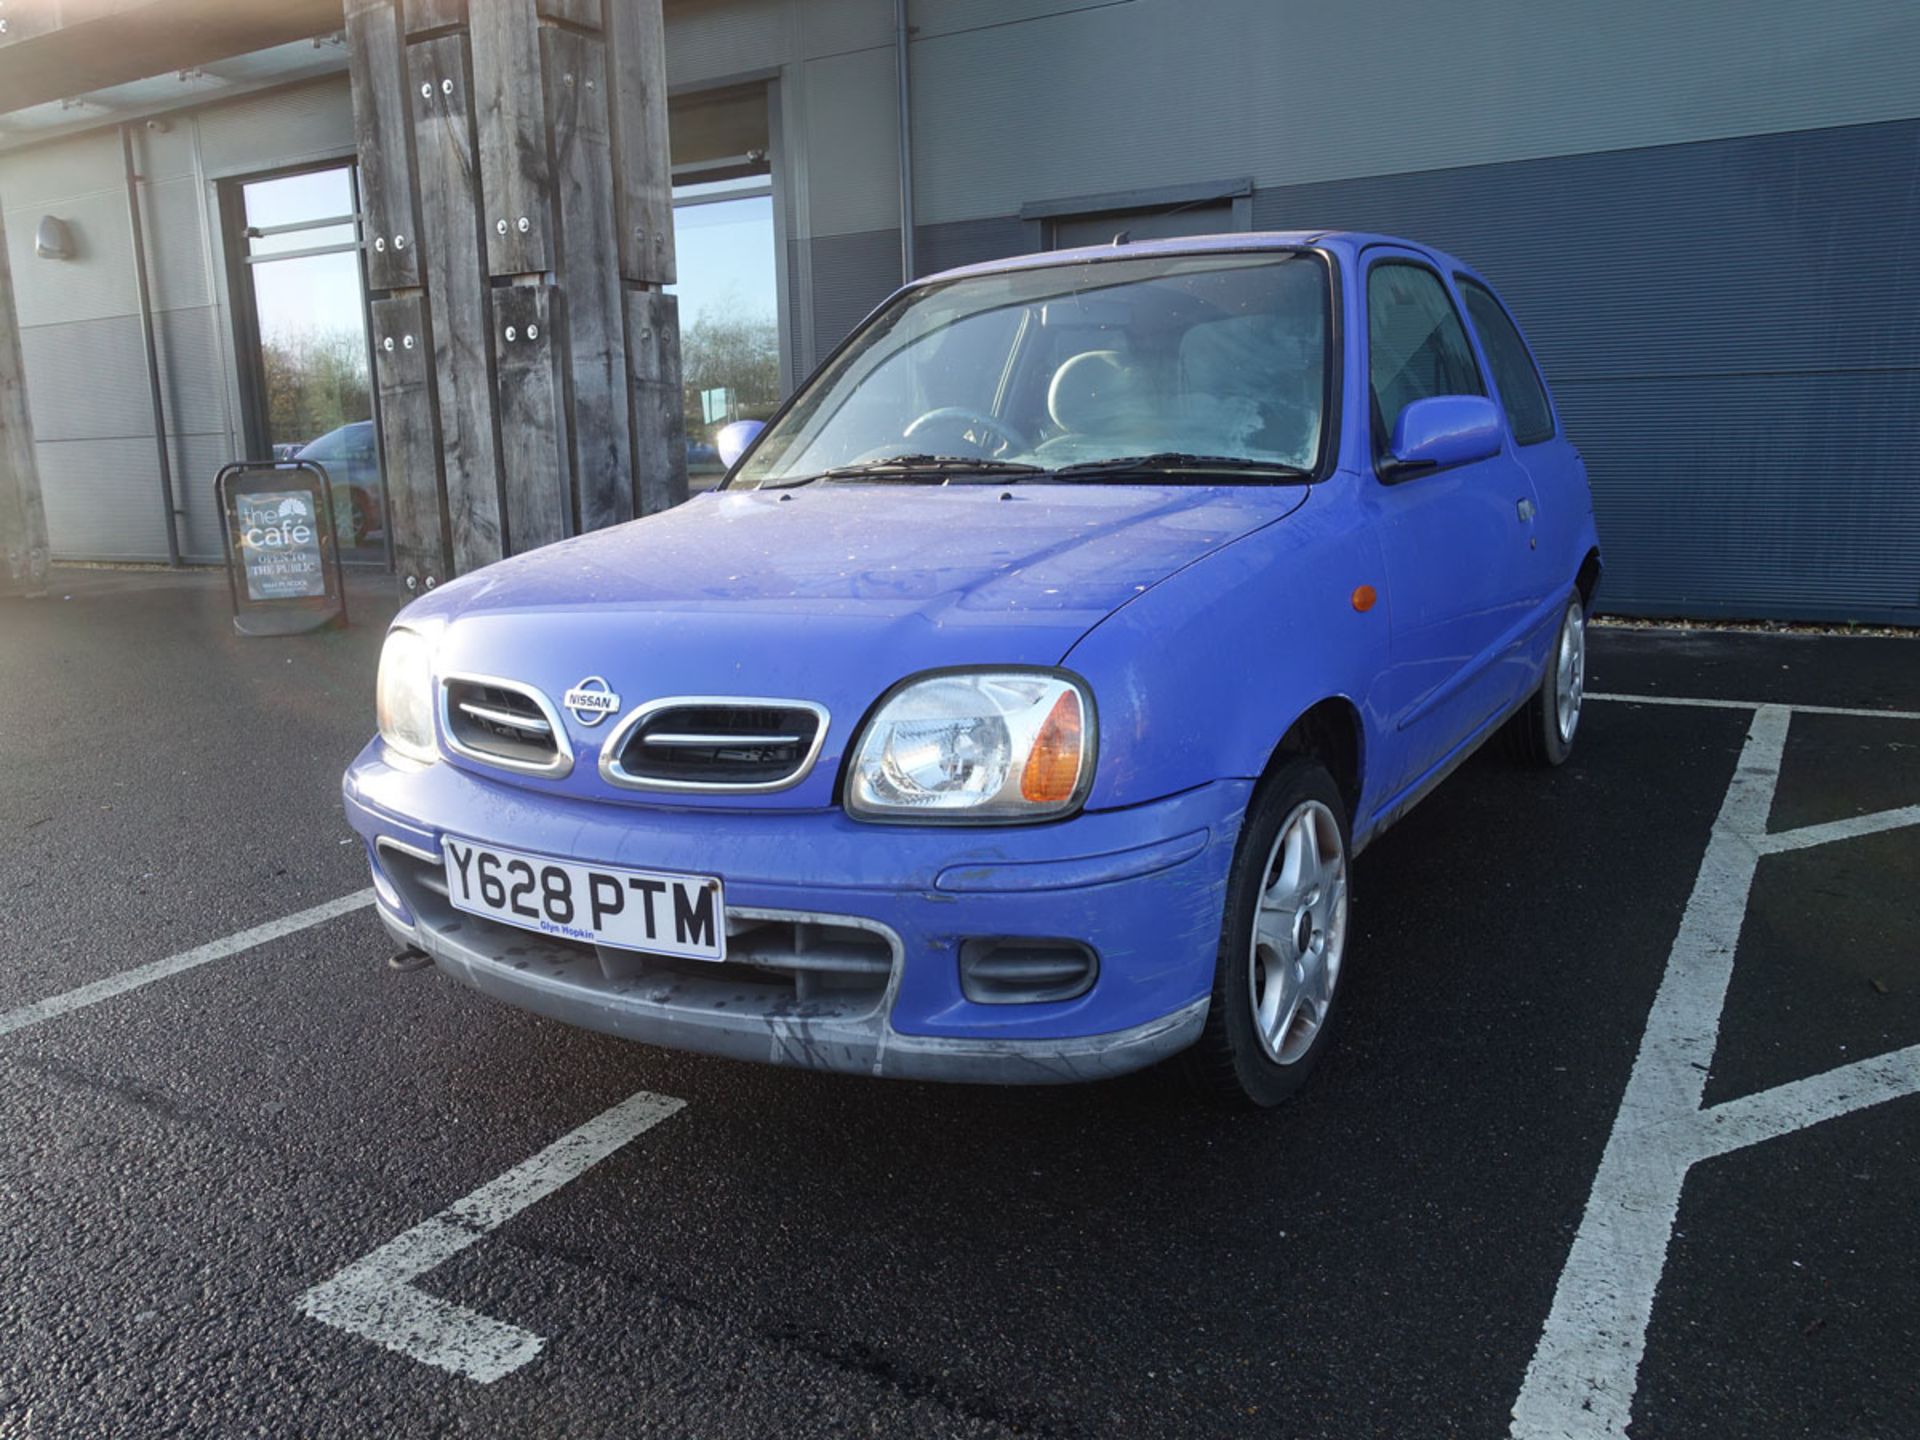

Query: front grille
<box><xmin>442</xmin><ymin>676</ymin><xmax>571</xmax><ymax>776</ymax></box>
<box><xmin>378</xmin><ymin>847</ymin><xmax>894</xmax><ymax>1016</ymax></box>
<box><xmin>602</xmin><ymin>698</ymin><xmax>827</xmax><ymax>792</ymax></box>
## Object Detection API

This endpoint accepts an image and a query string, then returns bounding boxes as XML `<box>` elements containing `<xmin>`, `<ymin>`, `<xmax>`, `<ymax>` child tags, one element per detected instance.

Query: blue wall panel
<box><xmin>1253</xmin><ymin>118</ymin><xmax>1920</xmax><ymax>623</ymax></box>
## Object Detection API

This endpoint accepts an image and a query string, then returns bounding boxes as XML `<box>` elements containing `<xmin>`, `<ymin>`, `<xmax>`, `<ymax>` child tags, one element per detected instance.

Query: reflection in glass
<box><xmin>240</xmin><ymin>166</ymin><xmax>382</xmax><ymax>561</ymax></box>
<box><xmin>670</xmin><ymin>183</ymin><xmax>780</xmax><ymax>490</ymax></box>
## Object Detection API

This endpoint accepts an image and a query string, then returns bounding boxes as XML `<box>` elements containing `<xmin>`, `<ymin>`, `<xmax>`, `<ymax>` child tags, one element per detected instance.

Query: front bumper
<box><xmin>343</xmin><ymin>742</ymin><xmax>1248</xmax><ymax>1083</ymax></box>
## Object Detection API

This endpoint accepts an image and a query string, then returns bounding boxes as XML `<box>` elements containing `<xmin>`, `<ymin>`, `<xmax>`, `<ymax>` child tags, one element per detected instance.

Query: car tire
<box><xmin>1506</xmin><ymin>593</ymin><xmax>1587</xmax><ymax>767</ymax></box>
<box><xmin>1189</xmin><ymin>757</ymin><xmax>1352</xmax><ymax>1109</ymax></box>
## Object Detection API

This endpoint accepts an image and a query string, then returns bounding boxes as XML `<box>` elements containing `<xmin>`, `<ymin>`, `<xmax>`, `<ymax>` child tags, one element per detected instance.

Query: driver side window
<box><xmin>1367</xmin><ymin>262</ymin><xmax>1483</xmax><ymax>453</ymax></box>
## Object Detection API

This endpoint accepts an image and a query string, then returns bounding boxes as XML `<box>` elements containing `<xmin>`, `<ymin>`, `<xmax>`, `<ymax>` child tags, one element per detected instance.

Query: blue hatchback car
<box><xmin>344</xmin><ymin>232</ymin><xmax>1600</xmax><ymax>1106</ymax></box>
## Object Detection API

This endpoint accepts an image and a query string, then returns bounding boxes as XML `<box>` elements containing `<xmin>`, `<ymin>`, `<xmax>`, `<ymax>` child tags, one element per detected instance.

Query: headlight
<box><xmin>376</xmin><ymin>625</ymin><xmax>439</xmax><ymax>765</ymax></box>
<box><xmin>846</xmin><ymin>670</ymin><xmax>1094</xmax><ymax>822</ymax></box>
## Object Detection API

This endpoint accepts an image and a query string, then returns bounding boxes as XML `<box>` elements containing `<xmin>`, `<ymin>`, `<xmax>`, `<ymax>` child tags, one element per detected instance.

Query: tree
<box><xmin>679</xmin><ymin>299</ymin><xmax>781</xmax><ymax>438</ymax></box>
<box><xmin>260</xmin><ymin>327</ymin><xmax>372</xmax><ymax>448</ymax></box>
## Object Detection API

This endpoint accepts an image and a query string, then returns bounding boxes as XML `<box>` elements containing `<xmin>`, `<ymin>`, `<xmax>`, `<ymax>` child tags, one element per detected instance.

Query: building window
<box><xmin>1047</xmin><ymin>201</ymin><xmax>1235</xmax><ymax>250</ymax></box>
<box><xmin>670</xmin><ymin>169</ymin><xmax>780</xmax><ymax>491</ymax></box>
<box><xmin>225</xmin><ymin>162</ymin><xmax>384</xmax><ymax>563</ymax></box>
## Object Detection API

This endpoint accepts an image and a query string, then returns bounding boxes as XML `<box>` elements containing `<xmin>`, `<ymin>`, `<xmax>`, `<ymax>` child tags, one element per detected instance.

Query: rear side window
<box><xmin>1459</xmin><ymin>278</ymin><xmax>1555</xmax><ymax>445</ymax></box>
<box><xmin>1366</xmin><ymin>262</ymin><xmax>1483</xmax><ymax>452</ymax></box>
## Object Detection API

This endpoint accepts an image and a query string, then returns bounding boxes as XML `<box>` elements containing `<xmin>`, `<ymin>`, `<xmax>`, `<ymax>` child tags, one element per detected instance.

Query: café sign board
<box><xmin>216</xmin><ymin>460</ymin><xmax>348</xmax><ymax>635</ymax></box>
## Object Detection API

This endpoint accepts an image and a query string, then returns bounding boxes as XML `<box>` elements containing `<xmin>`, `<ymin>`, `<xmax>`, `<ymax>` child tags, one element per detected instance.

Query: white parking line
<box><xmin>299</xmin><ymin>1089</ymin><xmax>686</xmax><ymax>1383</ymax></box>
<box><xmin>0</xmin><ymin>889</ymin><xmax>375</xmax><ymax>1041</ymax></box>
<box><xmin>1692</xmin><ymin>1042</ymin><xmax>1920</xmax><ymax>1161</ymax></box>
<box><xmin>1755</xmin><ymin>804</ymin><xmax>1920</xmax><ymax>855</ymax></box>
<box><xmin>1591</xmin><ymin>691</ymin><xmax>1920</xmax><ymax>721</ymax></box>
<box><xmin>1510</xmin><ymin>705</ymin><xmax>1920</xmax><ymax>1438</ymax></box>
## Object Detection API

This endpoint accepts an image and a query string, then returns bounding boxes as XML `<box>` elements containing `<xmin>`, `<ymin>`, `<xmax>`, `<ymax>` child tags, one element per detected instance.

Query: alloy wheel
<box><xmin>1248</xmin><ymin>799</ymin><xmax>1348</xmax><ymax>1065</ymax></box>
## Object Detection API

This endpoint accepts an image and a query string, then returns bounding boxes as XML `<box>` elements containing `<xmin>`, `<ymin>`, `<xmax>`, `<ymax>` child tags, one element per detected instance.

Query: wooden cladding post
<box><xmin>345</xmin><ymin>0</ymin><xmax>681</xmax><ymax>590</ymax></box>
<box><xmin>0</xmin><ymin>209</ymin><xmax>51</xmax><ymax>597</ymax></box>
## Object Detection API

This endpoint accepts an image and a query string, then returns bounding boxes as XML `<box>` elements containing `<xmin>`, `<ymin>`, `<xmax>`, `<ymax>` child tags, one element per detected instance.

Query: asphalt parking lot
<box><xmin>2</xmin><ymin>568</ymin><xmax>1916</xmax><ymax>1439</ymax></box>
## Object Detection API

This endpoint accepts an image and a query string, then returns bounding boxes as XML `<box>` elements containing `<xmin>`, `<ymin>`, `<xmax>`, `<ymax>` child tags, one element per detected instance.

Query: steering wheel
<box><xmin>901</xmin><ymin>406</ymin><xmax>1027</xmax><ymax>459</ymax></box>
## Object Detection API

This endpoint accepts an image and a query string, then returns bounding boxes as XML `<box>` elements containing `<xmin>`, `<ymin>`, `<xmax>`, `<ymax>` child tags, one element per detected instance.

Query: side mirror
<box><xmin>1383</xmin><ymin>395</ymin><xmax>1502</xmax><ymax>479</ymax></box>
<box><xmin>715</xmin><ymin>419</ymin><xmax>766</xmax><ymax>470</ymax></box>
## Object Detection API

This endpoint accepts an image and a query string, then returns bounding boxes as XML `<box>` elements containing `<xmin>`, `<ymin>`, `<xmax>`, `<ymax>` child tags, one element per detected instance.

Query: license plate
<box><xmin>441</xmin><ymin>838</ymin><xmax>725</xmax><ymax>961</ymax></box>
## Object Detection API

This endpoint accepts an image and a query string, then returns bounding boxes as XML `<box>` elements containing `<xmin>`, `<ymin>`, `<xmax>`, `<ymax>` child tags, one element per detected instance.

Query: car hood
<box><xmin>406</xmin><ymin>482</ymin><xmax>1309</xmax><ymax>807</ymax></box>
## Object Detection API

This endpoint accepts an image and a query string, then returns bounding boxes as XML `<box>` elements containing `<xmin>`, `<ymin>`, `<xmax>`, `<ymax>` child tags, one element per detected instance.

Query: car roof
<box><xmin>912</xmin><ymin>231</ymin><xmax>1470</xmax><ymax>288</ymax></box>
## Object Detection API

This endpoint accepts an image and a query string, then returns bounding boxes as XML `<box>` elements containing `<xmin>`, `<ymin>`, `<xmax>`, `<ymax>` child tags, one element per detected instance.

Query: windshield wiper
<box><xmin>821</xmin><ymin>454</ymin><xmax>1050</xmax><ymax>482</ymax></box>
<box><xmin>1044</xmin><ymin>452</ymin><xmax>1314</xmax><ymax>483</ymax></box>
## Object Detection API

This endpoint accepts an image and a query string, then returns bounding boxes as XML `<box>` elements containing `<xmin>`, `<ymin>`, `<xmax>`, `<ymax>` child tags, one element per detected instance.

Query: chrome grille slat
<box><xmin>456</xmin><ymin>700</ymin><xmax>553</xmax><ymax>736</ymax></box>
<box><xmin>441</xmin><ymin>674</ymin><xmax>573</xmax><ymax>778</ymax></box>
<box><xmin>599</xmin><ymin>696</ymin><xmax>828</xmax><ymax>793</ymax></box>
<box><xmin>642</xmin><ymin>732</ymin><xmax>802</xmax><ymax>747</ymax></box>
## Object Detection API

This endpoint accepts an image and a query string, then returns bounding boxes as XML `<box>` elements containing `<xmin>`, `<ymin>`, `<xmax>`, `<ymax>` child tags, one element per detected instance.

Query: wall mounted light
<box><xmin>35</xmin><ymin>215</ymin><xmax>73</xmax><ymax>260</ymax></box>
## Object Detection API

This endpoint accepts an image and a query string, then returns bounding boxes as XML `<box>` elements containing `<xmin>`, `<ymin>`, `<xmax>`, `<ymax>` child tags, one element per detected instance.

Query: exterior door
<box><xmin>1361</xmin><ymin>252</ymin><xmax>1542</xmax><ymax>799</ymax></box>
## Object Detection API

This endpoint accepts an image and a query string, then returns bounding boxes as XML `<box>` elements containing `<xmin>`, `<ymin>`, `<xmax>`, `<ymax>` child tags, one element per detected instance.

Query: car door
<box><xmin>1456</xmin><ymin>272</ymin><xmax>1582</xmax><ymax>620</ymax></box>
<box><xmin>1360</xmin><ymin>251</ymin><xmax>1542</xmax><ymax>799</ymax></box>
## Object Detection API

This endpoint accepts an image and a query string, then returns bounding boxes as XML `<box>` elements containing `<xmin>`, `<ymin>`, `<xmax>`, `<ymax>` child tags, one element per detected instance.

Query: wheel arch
<box><xmin>1575</xmin><ymin>547</ymin><xmax>1602</xmax><ymax>610</ymax></box>
<box><xmin>1263</xmin><ymin>695</ymin><xmax>1365</xmax><ymax>826</ymax></box>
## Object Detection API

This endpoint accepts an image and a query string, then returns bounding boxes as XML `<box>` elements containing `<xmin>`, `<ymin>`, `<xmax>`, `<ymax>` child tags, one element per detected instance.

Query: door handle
<box><xmin>1516</xmin><ymin>497</ymin><xmax>1536</xmax><ymax>522</ymax></box>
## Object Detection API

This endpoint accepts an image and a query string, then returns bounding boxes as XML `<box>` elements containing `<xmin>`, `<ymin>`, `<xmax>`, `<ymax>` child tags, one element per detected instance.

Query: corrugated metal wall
<box><xmin>1247</xmin><ymin>118</ymin><xmax>1920</xmax><ymax>624</ymax></box>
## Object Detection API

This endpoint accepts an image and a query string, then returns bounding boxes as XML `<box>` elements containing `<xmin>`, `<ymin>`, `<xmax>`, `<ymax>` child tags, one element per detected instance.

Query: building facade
<box><xmin>2</xmin><ymin>0</ymin><xmax>1916</xmax><ymax>621</ymax></box>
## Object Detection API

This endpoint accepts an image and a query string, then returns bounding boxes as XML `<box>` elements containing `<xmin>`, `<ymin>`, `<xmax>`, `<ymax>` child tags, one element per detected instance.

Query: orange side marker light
<box><xmin>1351</xmin><ymin>584</ymin><xmax>1378</xmax><ymax>613</ymax></box>
<box><xmin>1021</xmin><ymin>690</ymin><xmax>1085</xmax><ymax>804</ymax></box>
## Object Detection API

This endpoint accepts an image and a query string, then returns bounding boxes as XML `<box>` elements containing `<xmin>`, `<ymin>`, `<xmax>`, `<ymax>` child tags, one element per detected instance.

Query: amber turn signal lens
<box><xmin>1351</xmin><ymin>584</ymin><xmax>1378</xmax><ymax>612</ymax></box>
<box><xmin>1020</xmin><ymin>689</ymin><xmax>1084</xmax><ymax>804</ymax></box>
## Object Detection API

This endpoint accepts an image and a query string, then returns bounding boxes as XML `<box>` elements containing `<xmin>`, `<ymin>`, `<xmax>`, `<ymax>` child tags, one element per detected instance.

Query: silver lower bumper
<box><xmin>376</xmin><ymin>904</ymin><xmax>1208</xmax><ymax>1085</ymax></box>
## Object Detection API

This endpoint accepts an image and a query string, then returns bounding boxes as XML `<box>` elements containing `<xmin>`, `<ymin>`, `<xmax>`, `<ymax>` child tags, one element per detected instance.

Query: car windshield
<box><xmin>731</xmin><ymin>250</ymin><xmax>1330</xmax><ymax>488</ymax></box>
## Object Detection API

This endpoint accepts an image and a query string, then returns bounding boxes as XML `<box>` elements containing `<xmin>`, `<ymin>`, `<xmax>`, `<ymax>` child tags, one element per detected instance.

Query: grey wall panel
<box><xmin>16</xmin><ymin>308</ymin><xmax>227</xmax><ymax>444</ymax></box>
<box><xmin>1252</xmin><ymin>119</ymin><xmax>1920</xmax><ymax>383</ymax></box>
<box><xmin>914</xmin><ymin>214</ymin><xmax>1029</xmax><ymax>276</ymax></box>
<box><xmin>195</xmin><ymin>76</ymin><xmax>356</xmax><ymax>177</ymax></box>
<box><xmin>1556</xmin><ymin>374</ymin><xmax>1919</xmax><ymax>623</ymax></box>
<box><xmin>662</xmin><ymin>0</ymin><xmax>891</xmax><ymax>86</ymax></box>
<box><xmin>3</xmin><ymin>190</ymin><xmax>139</xmax><ymax>327</ymax></box>
<box><xmin>1250</xmin><ymin>118</ymin><xmax>1920</xmax><ymax>624</ymax></box>
<box><xmin>126</xmin><ymin>119</ymin><xmax>199</xmax><ymax>185</ymax></box>
<box><xmin>137</xmin><ymin>174</ymin><xmax>213</xmax><ymax>313</ymax></box>
<box><xmin>153</xmin><ymin>306</ymin><xmax>230</xmax><ymax>442</ymax></box>
<box><xmin>803</xmin><ymin>226</ymin><xmax>898</xmax><ymax>371</ymax></box>
<box><xmin>909</xmin><ymin>0</ymin><xmax>1134</xmax><ymax>38</ymax></box>
<box><xmin>909</xmin><ymin>0</ymin><xmax>1920</xmax><ymax>226</ymax></box>
<box><xmin>18</xmin><ymin>315</ymin><xmax>150</xmax><ymax>440</ymax></box>
<box><xmin>173</xmin><ymin>430</ymin><xmax>241</xmax><ymax>563</ymax></box>
<box><xmin>0</xmin><ymin>129</ymin><xmax>124</xmax><ymax>208</ymax></box>
<box><xmin>784</xmin><ymin>43</ymin><xmax>900</xmax><ymax>238</ymax></box>
<box><xmin>34</xmin><ymin>436</ymin><xmax>175</xmax><ymax>561</ymax></box>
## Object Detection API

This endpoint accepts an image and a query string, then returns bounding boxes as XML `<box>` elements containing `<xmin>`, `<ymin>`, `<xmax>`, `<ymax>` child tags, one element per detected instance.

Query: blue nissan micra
<box><xmin>344</xmin><ymin>232</ymin><xmax>1600</xmax><ymax>1107</ymax></box>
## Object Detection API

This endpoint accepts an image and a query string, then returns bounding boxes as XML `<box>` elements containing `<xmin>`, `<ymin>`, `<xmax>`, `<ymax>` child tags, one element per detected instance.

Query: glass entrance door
<box><xmin>228</xmin><ymin>163</ymin><xmax>385</xmax><ymax>565</ymax></box>
<box><xmin>671</xmin><ymin>169</ymin><xmax>781</xmax><ymax>492</ymax></box>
